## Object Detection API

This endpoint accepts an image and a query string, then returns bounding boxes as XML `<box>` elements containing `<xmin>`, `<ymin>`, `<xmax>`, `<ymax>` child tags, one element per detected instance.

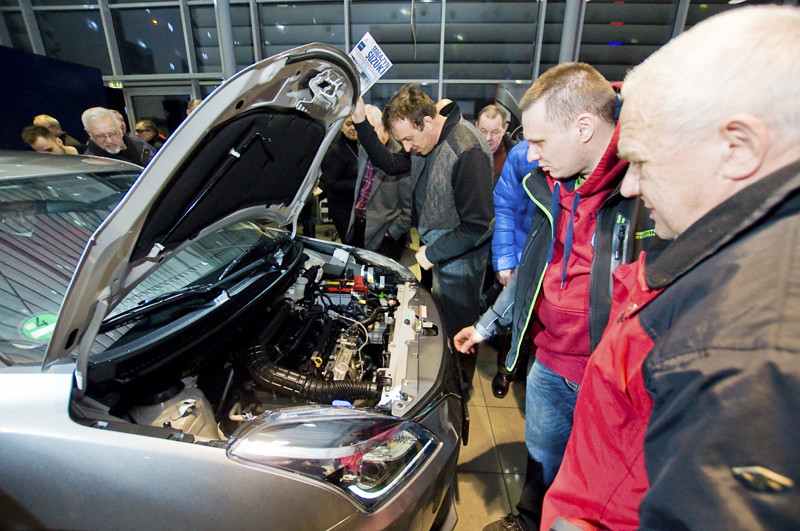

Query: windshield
<box><xmin>0</xmin><ymin>171</ymin><xmax>139</xmax><ymax>366</ymax></box>
<box><xmin>91</xmin><ymin>222</ymin><xmax>288</xmax><ymax>355</ymax></box>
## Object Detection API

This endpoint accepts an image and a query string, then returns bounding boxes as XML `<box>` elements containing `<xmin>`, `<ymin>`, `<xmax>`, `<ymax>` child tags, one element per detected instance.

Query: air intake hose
<box><xmin>246</xmin><ymin>344</ymin><xmax>381</xmax><ymax>402</ymax></box>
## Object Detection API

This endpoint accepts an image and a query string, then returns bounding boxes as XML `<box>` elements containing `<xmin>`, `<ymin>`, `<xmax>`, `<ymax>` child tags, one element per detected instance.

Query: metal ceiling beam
<box><xmin>672</xmin><ymin>0</ymin><xmax>690</xmax><ymax>38</ymax></box>
<box><xmin>532</xmin><ymin>0</ymin><xmax>547</xmax><ymax>81</ymax></box>
<box><xmin>558</xmin><ymin>0</ymin><xmax>586</xmax><ymax>63</ymax></box>
<box><xmin>215</xmin><ymin>0</ymin><xmax>236</xmax><ymax>79</ymax></box>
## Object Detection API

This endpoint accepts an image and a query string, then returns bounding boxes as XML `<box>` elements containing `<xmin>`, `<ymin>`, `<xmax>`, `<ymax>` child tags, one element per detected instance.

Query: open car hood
<box><xmin>44</xmin><ymin>44</ymin><xmax>358</xmax><ymax>373</ymax></box>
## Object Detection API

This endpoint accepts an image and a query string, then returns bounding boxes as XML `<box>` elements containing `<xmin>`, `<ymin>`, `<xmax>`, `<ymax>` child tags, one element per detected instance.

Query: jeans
<box><xmin>514</xmin><ymin>360</ymin><xmax>580</xmax><ymax>530</ymax></box>
<box><xmin>431</xmin><ymin>244</ymin><xmax>489</xmax><ymax>387</ymax></box>
<box><xmin>525</xmin><ymin>359</ymin><xmax>580</xmax><ymax>485</ymax></box>
<box><xmin>431</xmin><ymin>244</ymin><xmax>489</xmax><ymax>339</ymax></box>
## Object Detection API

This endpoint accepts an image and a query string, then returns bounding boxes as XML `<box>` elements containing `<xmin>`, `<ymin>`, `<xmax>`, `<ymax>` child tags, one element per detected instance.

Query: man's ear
<box><xmin>422</xmin><ymin>115</ymin><xmax>434</xmax><ymax>131</ymax></box>
<box><xmin>576</xmin><ymin>113</ymin><xmax>595</xmax><ymax>143</ymax></box>
<box><xmin>721</xmin><ymin>114</ymin><xmax>768</xmax><ymax>181</ymax></box>
<box><xmin>502</xmin><ymin>122</ymin><xmax>509</xmax><ymax>134</ymax></box>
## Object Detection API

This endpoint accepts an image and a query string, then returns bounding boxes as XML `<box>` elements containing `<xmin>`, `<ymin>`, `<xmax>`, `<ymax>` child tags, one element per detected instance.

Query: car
<box><xmin>0</xmin><ymin>44</ymin><xmax>464</xmax><ymax>530</ymax></box>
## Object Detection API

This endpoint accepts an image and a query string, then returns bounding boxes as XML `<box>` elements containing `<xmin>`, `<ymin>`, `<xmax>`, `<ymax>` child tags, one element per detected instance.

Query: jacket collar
<box><xmin>434</xmin><ymin>101</ymin><xmax>462</xmax><ymax>150</ymax></box>
<box><xmin>646</xmin><ymin>158</ymin><xmax>800</xmax><ymax>289</ymax></box>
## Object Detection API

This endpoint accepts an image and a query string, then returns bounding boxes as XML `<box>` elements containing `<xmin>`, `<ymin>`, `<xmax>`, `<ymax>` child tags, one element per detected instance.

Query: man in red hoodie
<box><xmin>456</xmin><ymin>63</ymin><xmax>660</xmax><ymax>531</ymax></box>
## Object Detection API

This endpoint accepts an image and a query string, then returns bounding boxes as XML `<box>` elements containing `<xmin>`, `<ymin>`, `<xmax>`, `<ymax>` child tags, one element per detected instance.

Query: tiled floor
<box><xmin>453</xmin><ymin>344</ymin><xmax>527</xmax><ymax>530</ymax></box>
<box><xmin>314</xmin><ymin>224</ymin><xmax>527</xmax><ymax>530</ymax></box>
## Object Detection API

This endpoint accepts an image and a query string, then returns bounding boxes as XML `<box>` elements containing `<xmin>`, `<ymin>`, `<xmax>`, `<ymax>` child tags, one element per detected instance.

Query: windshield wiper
<box><xmin>99</xmin><ymin>258</ymin><xmax>268</xmax><ymax>333</ymax></box>
<box><xmin>217</xmin><ymin>237</ymin><xmax>283</xmax><ymax>282</ymax></box>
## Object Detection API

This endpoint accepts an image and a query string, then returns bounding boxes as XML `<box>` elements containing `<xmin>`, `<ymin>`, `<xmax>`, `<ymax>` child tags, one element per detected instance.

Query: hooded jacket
<box><xmin>354</xmin><ymin>102</ymin><xmax>494</xmax><ymax>264</ymax></box>
<box><xmin>531</xmin><ymin>126</ymin><xmax>629</xmax><ymax>382</ymax></box>
<box><xmin>543</xmin><ymin>159</ymin><xmax>800</xmax><ymax>530</ymax></box>
<box><xmin>492</xmin><ymin>141</ymin><xmax>538</xmax><ymax>273</ymax></box>
<box><xmin>476</xmin><ymin>124</ymin><xmax>660</xmax><ymax>378</ymax></box>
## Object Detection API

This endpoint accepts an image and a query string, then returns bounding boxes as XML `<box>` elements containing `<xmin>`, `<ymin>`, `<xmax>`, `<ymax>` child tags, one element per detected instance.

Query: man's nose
<box><xmin>620</xmin><ymin>170</ymin><xmax>641</xmax><ymax>198</ymax></box>
<box><xmin>527</xmin><ymin>144</ymin><xmax>541</xmax><ymax>163</ymax></box>
<box><xmin>401</xmin><ymin>140</ymin><xmax>413</xmax><ymax>152</ymax></box>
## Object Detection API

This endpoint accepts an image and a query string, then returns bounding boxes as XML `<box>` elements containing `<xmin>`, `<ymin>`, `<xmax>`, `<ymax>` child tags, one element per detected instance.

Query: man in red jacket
<box><xmin>543</xmin><ymin>6</ymin><xmax>800</xmax><ymax>530</ymax></box>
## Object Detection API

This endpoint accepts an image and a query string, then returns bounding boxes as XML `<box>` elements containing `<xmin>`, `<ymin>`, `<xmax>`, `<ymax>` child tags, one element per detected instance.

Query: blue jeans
<box><xmin>525</xmin><ymin>359</ymin><xmax>580</xmax><ymax>485</ymax></box>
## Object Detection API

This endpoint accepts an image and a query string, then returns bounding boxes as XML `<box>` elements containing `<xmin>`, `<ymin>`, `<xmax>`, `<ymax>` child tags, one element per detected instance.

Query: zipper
<box><xmin>506</xmin><ymin>172</ymin><xmax>553</xmax><ymax>372</ymax></box>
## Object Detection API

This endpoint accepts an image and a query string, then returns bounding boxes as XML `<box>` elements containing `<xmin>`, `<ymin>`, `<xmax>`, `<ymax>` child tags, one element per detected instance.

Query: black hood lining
<box><xmin>132</xmin><ymin>109</ymin><xmax>325</xmax><ymax>262</ymax></box>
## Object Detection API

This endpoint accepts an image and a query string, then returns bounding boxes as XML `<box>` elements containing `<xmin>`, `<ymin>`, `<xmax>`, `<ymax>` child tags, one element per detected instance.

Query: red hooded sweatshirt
<box><xmin>532</xmin><ymin>125</ymin><xmax>628</xmax><ymax>383</ymax></box>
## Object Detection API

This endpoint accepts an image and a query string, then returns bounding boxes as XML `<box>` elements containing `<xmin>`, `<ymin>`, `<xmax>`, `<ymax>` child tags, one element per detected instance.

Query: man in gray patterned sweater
<box><xmin>352</xmin><ymin>84</ymin><xmax>494</xmax><ymax>385</ymax></box>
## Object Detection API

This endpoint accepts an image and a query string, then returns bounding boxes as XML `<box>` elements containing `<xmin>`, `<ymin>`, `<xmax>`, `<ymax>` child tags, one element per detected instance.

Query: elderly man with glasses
<box><xmin>82</xmin><ymin>107</ymin><xmax>155</xmax><ymax>167</ymax></box>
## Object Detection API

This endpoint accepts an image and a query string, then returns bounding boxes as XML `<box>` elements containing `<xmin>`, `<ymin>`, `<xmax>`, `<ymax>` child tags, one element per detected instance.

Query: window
<box><xmin>37</xmin><ymin>11</ymin><xmax>113</xmax><ymax>74</ymax></box>
<box><xmin>259</xmin><ymin>2</ymin><xmax>345</xmax><ymax>59</ymax></box>
<box><xmin>351</xmin><ymin>0</ymin><xmax>441</xmax><ymax>81</ymax></box>
<box><xmin>112</xmin><ymin>6</ymin><xmax>188</xmax><ymax>75</ymax></box>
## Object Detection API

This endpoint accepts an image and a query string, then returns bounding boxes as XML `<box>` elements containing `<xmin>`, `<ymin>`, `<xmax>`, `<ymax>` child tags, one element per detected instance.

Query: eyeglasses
<box><xmin>479</xmin><ymin>129</ymin><xmax>505</xmax><ymax>138</ymax></box>
<box><xmin>134</xmin><ymin>129</ymin><xmax>149</xmax><ymax>134</ymax></box>
<box><xmin>90</xmin><ymin>130</ymin><xmax>122</xmax><ymax>141</ymax></box>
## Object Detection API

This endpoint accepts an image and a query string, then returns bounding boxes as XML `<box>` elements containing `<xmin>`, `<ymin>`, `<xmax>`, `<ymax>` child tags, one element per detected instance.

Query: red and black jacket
<box><xmin>544</xmin><ymin>158</ymin><xmax>800</xmax><ymax>530</ymax></box>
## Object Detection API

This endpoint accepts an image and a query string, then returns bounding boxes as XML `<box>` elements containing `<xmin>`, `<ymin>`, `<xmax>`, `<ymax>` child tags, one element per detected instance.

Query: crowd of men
<box><xmin>321</xmin><ymin>6</ymin><xmax>800</xmax><ymax>530</ymax></box>
<box><xmin>20</xmin><ymin>99</ymin><xmax>202</xmax><ymax>166</ymax></box>
<box><xmin>18</xmin><ymin>6</ymin><xmax>800</xmax><ymax>528</ymax></box>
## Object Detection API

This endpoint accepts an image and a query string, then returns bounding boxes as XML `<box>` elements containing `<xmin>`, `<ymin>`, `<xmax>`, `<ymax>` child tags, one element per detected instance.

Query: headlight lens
<box><xmin>227</xmin><ymin>406</ymin><xmax>439</xmax><ymax>510</ymax></box>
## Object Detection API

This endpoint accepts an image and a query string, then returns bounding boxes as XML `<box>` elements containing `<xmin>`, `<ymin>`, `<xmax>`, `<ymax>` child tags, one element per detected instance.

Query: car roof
<box><xmin>0</xmin><ymin>150</ymin><xmax>142</xmax><ymax>179</ymax></box>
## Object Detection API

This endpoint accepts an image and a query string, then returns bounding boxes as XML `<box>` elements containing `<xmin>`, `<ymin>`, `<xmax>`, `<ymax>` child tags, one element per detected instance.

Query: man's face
<box><xmin>30</xmin><ymin>136</ymin><xmax>68</xmax><ymax>155</ymax></box>
<box><xmin>135</xmin><ymin>124</ymin><xmax>155</xmax><ymax>143</ymax></box>
<box><xmin>618</xmin><ymin>93</ymin><xmax>723</xmax><ymax>240</ymax></box>
<box><xmin>477</xmin><ymin>113</ymin><xmax>508</xmax><ymax>153</ymax></box>
<box><xmin>391</xmin><ymin>118</ymin><xmax>437</xmax><ymax>156</ymax></box>
<box><xmin>341</xmin><ymin>117</ymin><xmax>358</xmax><ymax>141</ymax></box>
<box><xmin>522</xmin><ymin>99</ymin><xmax>586</xmax><ymax>180</ymax></box>
<box><xmin>87</xmin><ymin>117</ymin><xmax>125</xmax><ymax>154</ymax></box>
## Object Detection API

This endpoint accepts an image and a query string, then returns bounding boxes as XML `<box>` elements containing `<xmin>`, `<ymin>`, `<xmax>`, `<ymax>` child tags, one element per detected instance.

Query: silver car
<box><xmin>0</xmin><ymin>44</ymin><xmax>463</xmax><ymax>530</ymax></box>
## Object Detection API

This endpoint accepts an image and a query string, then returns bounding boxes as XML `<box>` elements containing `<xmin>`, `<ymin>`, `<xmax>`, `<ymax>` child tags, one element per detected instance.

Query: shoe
<box><xmin>491</xmin><ymin>370</ymin><xmax>513</xmax><ymax>399</ymax></box>
<box><xmin>483</xmin><ymin>513</ymin><xmax>524</xmax><ymax>531</ymax></box>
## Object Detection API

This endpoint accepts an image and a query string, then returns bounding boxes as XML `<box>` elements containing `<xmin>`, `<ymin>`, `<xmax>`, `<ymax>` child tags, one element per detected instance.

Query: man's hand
<box><xmin>352</xmin><ymin>97</ymin><xmax>366</xmax><ymax>123</ymax></box>
<box><xmin>453</xmin><ymin>326</ymin><xmax>485</xmax><ymax>355</ymax></box>
<box><xmin>496</xmin><ymin>268</ymin><xmax>515</xmax><ymax>286</ymax></box>
<box><xmin>415</xmin><ymin>245</ymin><xmax>434</xmax><ymax>270</ymax></box>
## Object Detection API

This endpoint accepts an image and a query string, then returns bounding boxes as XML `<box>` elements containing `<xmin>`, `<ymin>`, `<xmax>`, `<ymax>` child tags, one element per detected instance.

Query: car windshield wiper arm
<box><xmin>99</xmin><ymin>258</ymin><xmax>268</xmax><ymax>333</ymax></box>
<box><xmin>217</xmin><ymin>237</ymin><xmax>282</xmax><ymax>282</ymax></box>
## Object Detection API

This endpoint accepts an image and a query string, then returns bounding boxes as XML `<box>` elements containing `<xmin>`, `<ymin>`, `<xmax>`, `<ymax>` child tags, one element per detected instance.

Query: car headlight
<box><xmin>227</xmin><ymin>405</ymin><xmax>439</xmax><ymax>511</ymax></box>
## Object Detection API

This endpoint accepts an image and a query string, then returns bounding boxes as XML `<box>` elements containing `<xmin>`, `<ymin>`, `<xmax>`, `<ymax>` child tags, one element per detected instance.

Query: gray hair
<box><xmin>623</xmin><ymin>6</ymin><xmax>800</xmax><ymax>149</ymax></box>
<box><xmin>81</xmin><ymin>107</ymin><xmax>121</xmax><ymax>130</ymax></box>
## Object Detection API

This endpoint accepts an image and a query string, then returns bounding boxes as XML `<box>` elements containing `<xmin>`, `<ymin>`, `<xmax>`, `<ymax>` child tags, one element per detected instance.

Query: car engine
<box><xmin>78</xmin><ymin>239</ymin><xmax>443</xmax><ymax>443</ymax></box>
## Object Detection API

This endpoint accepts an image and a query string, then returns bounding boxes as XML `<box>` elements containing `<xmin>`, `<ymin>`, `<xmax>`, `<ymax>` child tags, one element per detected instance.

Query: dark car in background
<box><xmin>0</xmin><ymin>44</ymin><xmax>463</xmax><ymax>530</ymax></box>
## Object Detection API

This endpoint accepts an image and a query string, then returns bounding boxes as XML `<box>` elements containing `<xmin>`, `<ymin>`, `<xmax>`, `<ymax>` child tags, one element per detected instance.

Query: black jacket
<box><xmin>635</xmin><ymin>158</ymin><xmax>800</xmax><ymax>528</ymax></box>
<box><xmin>85</xmin><ymin>134</ymin><xmax>155</xmax><ymax>167</ymax></box>
<box><xmin>320</xmin><ymin>132</ymin><xmax>359</xmax><ymax>240</ymax></box>
<box><xmin>355</xmin><ymin>102</ymin><xmax>494</xmax><ymax>264</ymax></box>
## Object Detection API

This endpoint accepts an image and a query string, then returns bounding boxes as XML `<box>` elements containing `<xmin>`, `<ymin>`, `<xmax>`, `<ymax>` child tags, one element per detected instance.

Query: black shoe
<box><xmin>491</xmin><ymin>370</ymin><xmax>513</xmax><ymax>399</ymax></box>
<box><xmin>483</xmin><ymin>513</ymin><xmax>524</xmax><ymax>531</ymax></box>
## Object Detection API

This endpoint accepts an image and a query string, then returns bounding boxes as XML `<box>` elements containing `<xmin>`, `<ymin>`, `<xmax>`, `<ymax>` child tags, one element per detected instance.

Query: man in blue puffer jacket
<box><xmin>488</xmin><ymin>141</ymin><xmax>537</xmax><ymax>397</ymax></box>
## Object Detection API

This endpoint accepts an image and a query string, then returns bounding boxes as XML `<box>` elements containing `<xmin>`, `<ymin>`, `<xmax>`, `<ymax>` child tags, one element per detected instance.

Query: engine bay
<box><xmin>73</xmin><ymin>239</ymin><xmax>444</xmax><ymax>444</ymax></box>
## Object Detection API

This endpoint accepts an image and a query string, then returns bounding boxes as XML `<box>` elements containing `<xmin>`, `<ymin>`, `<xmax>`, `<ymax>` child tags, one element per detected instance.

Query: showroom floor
<box><xmin>314</xmin><ymin>223</ymin><xmax>527</xmax><ymax>529</ymax></box>
<box><xmin>452</xmin><ymin>343</ymin><xmax>528</xmax><ymax>529</ymax></box>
